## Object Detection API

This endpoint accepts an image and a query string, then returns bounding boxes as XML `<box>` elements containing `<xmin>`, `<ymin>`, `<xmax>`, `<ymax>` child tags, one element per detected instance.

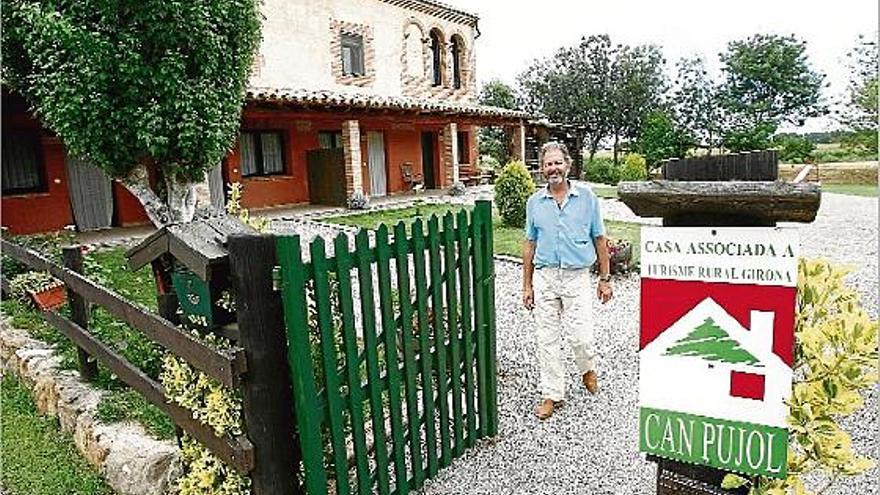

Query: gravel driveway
<box><xmin>417</xmin><ymin>192</ymin><xmax>878</xmax><ymax>495</ymax></box>
<box><xmin>276</xmin><ymin>190</ymin><xmax>877</xmax><ymax>495</ymax></box>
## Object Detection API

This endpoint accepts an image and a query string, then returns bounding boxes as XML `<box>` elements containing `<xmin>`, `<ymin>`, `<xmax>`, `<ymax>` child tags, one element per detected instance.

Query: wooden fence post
<box><xmin>62</xmin><ymin>246</ymin><xmax>99</xmax><ymax>381</ymax></box>
<box><xmin>227</xmin><ymin>233</ymin><xmax>300</xmax><ymax>495</ymax></box>
<box><xmin>475</xmin><ymin>201</ymin><xmax>498</xmax><ymax>436</ymax></box>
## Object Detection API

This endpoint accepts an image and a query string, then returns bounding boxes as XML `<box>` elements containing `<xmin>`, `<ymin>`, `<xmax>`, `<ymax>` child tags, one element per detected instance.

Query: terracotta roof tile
<box><xmin>246</xmin><ymin>87</ymin><xmax>530</xmax><ymax>120</ymax></box>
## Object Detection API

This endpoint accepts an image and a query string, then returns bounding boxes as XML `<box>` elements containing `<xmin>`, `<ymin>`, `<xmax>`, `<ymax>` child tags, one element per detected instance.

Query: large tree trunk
<box><xmin>164</xmin><ymin>173</ymin><xmax>198</xmax><ymax>224</ymax></box>
<box><xmin>612</xmin><ymin>133</ymin><xmax>620</xmax><ymax>165</ymax></box>
<box><xmin>118</xmin><ymin>164</ymin><xmax>170</xmax><ymax>226</ymax></box>
<box><xmin>118</xmin><ymin>164</ymin><xmax>201</xmax><ymax>227</ymax></box>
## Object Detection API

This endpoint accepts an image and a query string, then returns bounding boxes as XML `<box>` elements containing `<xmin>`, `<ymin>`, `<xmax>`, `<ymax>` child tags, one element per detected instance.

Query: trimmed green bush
<box><xmin>584</xmin><ymin>158</ymin><xmax>620</xmax><ymax>185</ymax></box>
<box><xmin>495</xmin><ymin>161</ymin><xmax>535</xmax><ymax>228</ymax></box>
<box><xmin>620</xmin><ymin>153</ymin><xmax>648</xmax><ymax>181</ymax></box>
<box><xmin>774</xmin><ymin>135</ymin><xmax>815</xmax><ymax>163</ymax></box>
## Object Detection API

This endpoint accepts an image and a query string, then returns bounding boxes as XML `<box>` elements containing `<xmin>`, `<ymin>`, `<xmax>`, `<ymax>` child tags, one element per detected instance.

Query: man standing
<box><xmin>522</xmin><ymin>142</ymin><xmax>612</xmax><ymax>420</ymax></box>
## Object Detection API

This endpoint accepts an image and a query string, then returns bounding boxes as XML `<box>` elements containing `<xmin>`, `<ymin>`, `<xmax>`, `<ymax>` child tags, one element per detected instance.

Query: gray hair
<box><xmin>539</xmin><ymin>141</ymin><xmax>572</xmax><ymax>166</ymax></box>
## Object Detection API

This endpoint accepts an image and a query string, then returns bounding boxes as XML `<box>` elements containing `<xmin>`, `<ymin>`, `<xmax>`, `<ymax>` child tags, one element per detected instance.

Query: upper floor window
<box><xmin>430</xmin><ymin>30</ymin><xmax>443</xmax><ymax>87</ymax></box>
<box><xmin>240</xmin><ymin>131</ymin><xmax>285</xmax><ymax>177</ymax></box>
<box><xmin>341</xmin><ymin>33</ymin><xmax>365</xmax><ymax>76</ymax></box>
<box><xmin>451</xmin><ymin>36</ymin><xmax>464</xmax><ymax>89</ymax></box>
<box><xmin>2</xmin><ymin>132</ymin><xmax>46</xmax><ymax>195</ymax></box>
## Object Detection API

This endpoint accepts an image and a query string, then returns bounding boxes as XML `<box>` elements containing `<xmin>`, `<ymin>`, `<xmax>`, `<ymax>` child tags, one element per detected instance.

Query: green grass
<box><xmin>1</xmin><ymin>246</ymin><xmax>173</xmax><ymax>441</ymax></box>
<box><xmin>322</xmin><ymin>205</ymin><xmax>643</xmax><ymax>263</ymax></box>
<box><xmin>822</xmin><ymin>183</ymin><xmax>878</xmax><ymax>197</ymax></box>
<box><xmin>1</xmin><ymin>375</ymin><xmax>114</xmax><ymax>495</ymax></box>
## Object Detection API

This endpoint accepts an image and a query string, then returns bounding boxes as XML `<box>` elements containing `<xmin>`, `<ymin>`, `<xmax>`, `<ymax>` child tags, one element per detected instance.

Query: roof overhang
<box><xmin>245</xmin><ymin>87</ymin><xmax>530</xmax><ymax>126</ymax></box>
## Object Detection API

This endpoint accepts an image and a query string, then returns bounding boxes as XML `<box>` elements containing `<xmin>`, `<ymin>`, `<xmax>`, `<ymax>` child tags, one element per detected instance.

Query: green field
<box><xmin>821</xmin><ymin>183</ymin><xmax>878</xmax><ymax>197</ymax></box>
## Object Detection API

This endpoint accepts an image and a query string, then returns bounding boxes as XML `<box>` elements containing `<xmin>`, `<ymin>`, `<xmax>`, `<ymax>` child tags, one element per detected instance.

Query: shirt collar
<box><xmin>542</xmin><ymin>181</ymin><xmax>579</xmax><ymax>198</ymax></box>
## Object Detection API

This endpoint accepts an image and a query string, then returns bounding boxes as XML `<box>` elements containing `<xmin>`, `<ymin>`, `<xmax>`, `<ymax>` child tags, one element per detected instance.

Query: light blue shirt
<box><xmin>524</xmin><ymin>183</ymin><xmax>606</xmax><ymax>269</ymax></box>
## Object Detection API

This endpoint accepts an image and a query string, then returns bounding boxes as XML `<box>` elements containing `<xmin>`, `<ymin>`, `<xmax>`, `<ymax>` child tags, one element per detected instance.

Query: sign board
<box><xmin>638</xmin><ymin>227</ymin><xmax>799</xmax><ymax>479</ymax></box>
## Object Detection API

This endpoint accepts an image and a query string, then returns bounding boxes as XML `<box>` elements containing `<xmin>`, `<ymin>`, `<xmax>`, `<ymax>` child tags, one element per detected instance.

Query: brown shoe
<box><xmin>582</xmin><ymin>371</ymin><xmax>599</xmax><ymax>395</ymax></box>
<box><xmin>535</xmin><ymin>399</ymin><xmax>562</xmax><ymax>420</ymax></box>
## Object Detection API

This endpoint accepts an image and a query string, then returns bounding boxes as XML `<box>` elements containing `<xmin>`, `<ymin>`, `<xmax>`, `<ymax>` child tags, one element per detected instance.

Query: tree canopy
<box><xmin>478</xmin><ymin>79</ymin><xmax>518</xmax><ymax>165</ymax></box>
<box><xmin>2</xmin><ymin>0</ymin><xmax>262</xmax><ymax>224</ymax></box>
<box><xmin>839</xmin><ymin>34</ymin><xmax>878</xmax><ymax>153</ymax></box>
<box><xmin>719</xmin><ymin>34</ymin><xmax>826</xmax><ymax>151</ymax></box>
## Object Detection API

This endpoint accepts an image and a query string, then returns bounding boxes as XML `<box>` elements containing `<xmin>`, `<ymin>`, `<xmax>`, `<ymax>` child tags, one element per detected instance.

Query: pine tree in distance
<box><xmin>664</xmin><ymin>318</ymin><xmax>761</xmax><ymax>366</ymax></box>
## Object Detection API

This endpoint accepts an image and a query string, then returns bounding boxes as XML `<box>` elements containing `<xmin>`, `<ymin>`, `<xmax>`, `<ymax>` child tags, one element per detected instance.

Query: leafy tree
<box><xmin>1</xmin><ymin>0</ymin><xmax>262</xmax><ymax>225</ymax></box>
<box><xmin>606</xmin><ymin>44</ymin><xmax>667</xmax><ymax>164</ymax></box>
<box><xmin>719</xmin><ymin>34</ymin><xmax>826</xmax><ymax>152</ymax></box>
<box><xmin>518</xmin><ymin>35</ymin><xmax>666</xmax><ymax>165</ymax></box>
<box><xmin>518</xmin><ymin>35</ymin><xmax>614</xmax><ymax>162</ymax></box>
<box><xmin>672</xmin><ymin>57</ymin><xmax>724</xmax><ymax>154</ymax></box>
<box><xmin>773</xmin><ymin>134</ymin><xmax>815</xmax><ymax>164</ymax></box>
<box><xmin>634</xmin><ymin>110</ymin><xmax>692</xmax><ymax>171</ymax></box>
<box><xmin>839</xmin><ymin>34</ymin><xmax>878</xmax><ymax>154</ymax></box>
<box><xmin>478</xmin><ymin>79</ymin><xmax>518</xmax><ymax>165</ymax></box>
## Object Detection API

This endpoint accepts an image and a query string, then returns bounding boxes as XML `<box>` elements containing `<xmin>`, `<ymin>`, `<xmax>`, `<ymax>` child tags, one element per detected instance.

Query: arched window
<box><xmin>451</xmin><ymin>36</ymin><xmax>464</xmax><ymax>89</ymax></box>
<box><xmin>430</xmin><ymin>30</ymin><xmax>443</xmax><ymax>87</ymax></box>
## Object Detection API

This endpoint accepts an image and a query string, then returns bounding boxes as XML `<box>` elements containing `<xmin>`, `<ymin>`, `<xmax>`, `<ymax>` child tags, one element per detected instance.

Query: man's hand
<box><xmin>523</xmin><ymin>286</ymin><xmax>534</xmax><ymax>310</ymax></box>
<box><xmin>597</xmin><ymin>280</ymin><xmax>613</xmax><ymax>304</ymax></box>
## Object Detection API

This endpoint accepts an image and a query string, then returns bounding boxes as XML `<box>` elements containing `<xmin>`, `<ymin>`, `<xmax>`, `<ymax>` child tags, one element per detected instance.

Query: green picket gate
<box><xmin>276</xmin><ymin>200</ymin><xmax>498</xmax><ymax>495</ymax></box>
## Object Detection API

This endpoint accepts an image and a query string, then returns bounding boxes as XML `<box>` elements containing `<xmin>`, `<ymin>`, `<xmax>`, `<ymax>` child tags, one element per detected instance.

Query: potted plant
<box><xmin>9</xmin><ymin>271</ymin><xmax>67</xmax><ymax>311</ymax></box>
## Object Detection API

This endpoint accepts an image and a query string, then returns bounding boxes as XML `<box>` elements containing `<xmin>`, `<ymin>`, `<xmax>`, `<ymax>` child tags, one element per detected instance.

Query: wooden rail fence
<box><xmin>0</xmin><ymin>239</ymin><xmax>254</xmax><ymax>473</ymax></box>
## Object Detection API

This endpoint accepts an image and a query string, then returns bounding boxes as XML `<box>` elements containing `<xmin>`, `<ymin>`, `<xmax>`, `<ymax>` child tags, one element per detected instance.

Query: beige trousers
<box><xmin>533</xmin><ymin>267</ymin><xmax>596</xmax><ymax>401</ymax></box>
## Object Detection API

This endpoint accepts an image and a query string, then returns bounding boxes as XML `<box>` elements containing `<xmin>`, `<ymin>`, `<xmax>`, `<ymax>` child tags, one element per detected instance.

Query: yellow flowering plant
<box><xmin>722</xmin><ymin>259</ymin><xmax>878</xmax><ymax>494</ymax></box>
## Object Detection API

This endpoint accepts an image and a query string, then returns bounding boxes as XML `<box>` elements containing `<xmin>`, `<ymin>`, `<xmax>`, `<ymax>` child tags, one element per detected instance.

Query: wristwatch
<box><xmin>599</xmin><ymin>274</ymin><xmax>611</xmax><ymax>283</ymax></box>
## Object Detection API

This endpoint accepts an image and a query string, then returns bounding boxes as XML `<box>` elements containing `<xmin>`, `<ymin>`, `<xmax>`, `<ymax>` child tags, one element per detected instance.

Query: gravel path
<box><xmin>271</xmin><ymin>189</ymin><xmax>877</xmax><ymax>495</ymax></box>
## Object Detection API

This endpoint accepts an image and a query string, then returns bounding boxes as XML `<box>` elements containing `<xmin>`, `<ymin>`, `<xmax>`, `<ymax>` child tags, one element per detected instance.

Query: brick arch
<box><xmin>426</xmin><ymin>26</ymin><xmax>447</xmax><ymax>88</ymax></box>
<box><xmin>401</xmin><ymin>17</ymin><xmax>427</xmax><ymax>80</ymax></box>
<box><xmin>448</xmin><ymin>32</ymin><xmax>469</xmax><ymax>91</ymax></box>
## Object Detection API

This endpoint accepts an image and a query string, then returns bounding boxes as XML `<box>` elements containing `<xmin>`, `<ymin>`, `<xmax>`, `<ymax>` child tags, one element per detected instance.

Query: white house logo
<box><xmin>638</xmin><ymin>227</ymin><xmax>798</xmax><ymax>479</ymax></box>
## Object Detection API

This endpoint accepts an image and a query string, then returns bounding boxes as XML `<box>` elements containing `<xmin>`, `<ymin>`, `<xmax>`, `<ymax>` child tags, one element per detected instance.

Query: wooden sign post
<box><xmin>619</xmin><ymin>151</ymin><xmax>821</xmax><ymax>494</ymax></box>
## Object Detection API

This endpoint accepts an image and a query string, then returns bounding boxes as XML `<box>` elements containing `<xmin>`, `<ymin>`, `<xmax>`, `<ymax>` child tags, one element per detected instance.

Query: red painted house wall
<box><xmin>1</xmin><ymin>136</ymin><xmax>75</xmax><ymax>234</ymax></box>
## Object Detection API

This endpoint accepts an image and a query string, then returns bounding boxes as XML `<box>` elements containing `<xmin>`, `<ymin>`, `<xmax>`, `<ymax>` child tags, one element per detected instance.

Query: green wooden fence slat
<box><xmin>276</xmin><ymin>235</ymin><xmax>328</xmax><ymax>495</ymax></box>
<box><xmin>410</xmin><ymin>219</ymin><xmax>438</xmax><ymax>478</ymax></box>
<box><xmin>427</xmin><ymin>216</ymin><xmax>451</xmax><ymax>467</ymax></box>
<box><xmin>310</xmin><ymin>238</ymin><xmax>350</xmax><ymax>495</ymax></box>
<box><xmin>393</xmin><ymin>222</ymin><xmax>425</xmax><ymax>489</ymax></box>
<box><xmin>442</xmin><ymin>212</ymin><xmax>464</xmax><ymax>455</ymax></box>
<box><xmin>456</xmin><ymin>210</ymin><xmax>477</xmax><ymax>447</ymax></box>
<box><xmin>335</xmin><ymin>234</ymin><xmax>371</xmax><ymax>495</ymax></box>
<box><xmin>471</xmin><ymin>205</ymin><xmax>489</xmax><ymax>437</ymax></box>
<box><xmin>477</xmin><ymin>201</ymin><xmax>499</xmax><ymax>436</ymax></box>
<box><xmin>354</xmin><ymin>230</ymin><xmax>392</xmax><ymax>495</ymax></box>
<box><xmin>375</xmin><ymin>225</ymin><xmax>409</xmax><ymax>495</ymax></box>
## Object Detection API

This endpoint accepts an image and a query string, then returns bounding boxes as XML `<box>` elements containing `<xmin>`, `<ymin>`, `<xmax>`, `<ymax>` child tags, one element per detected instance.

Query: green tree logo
<box><xmin>664</xmin><ymin>318</ymin><xmax>762</xmax><ymax>366</ymax></box>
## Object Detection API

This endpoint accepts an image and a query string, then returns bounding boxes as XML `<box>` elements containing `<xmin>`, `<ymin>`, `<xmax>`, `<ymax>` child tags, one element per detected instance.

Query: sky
<box><xmin>443</xmin><ymin>0</ymin><xmax>878</xmax><ymax>132</ymax></box>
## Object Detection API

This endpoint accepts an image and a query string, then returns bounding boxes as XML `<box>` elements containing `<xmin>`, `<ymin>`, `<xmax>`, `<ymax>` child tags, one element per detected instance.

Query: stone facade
<box><xmin>254</xmin><ymin>0</ymin><xmax>478</xmax><ymax>102</ymax></box>
<box><xmin>329</xmin><ymin>19</ymin><xmax>377</xmax><ymax>88</ymax></box>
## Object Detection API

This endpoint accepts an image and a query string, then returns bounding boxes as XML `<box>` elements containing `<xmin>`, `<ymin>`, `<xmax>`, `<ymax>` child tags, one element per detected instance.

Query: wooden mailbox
<box><xmin>126</xmin><ymin>214</ymin><xmax>257</xmax><ymax>329</ymax></box>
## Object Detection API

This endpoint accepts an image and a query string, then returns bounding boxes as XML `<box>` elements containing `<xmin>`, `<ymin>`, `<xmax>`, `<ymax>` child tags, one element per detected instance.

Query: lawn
<box><xmin>1</xmin><ymin>375</ymin><xmax>114</xmax><ymax>495</ymax></box>
<box><xmin>1</xmin><ymin>245</ymin><xmax>175</xmax><ymax>440</ymax></box>
<box><xmin>821</xmin><ymin>183</ymin><xmax>878</xmax><ymax>198</ymax></box>
<box><xmin>322</xmin><ymin>204</ymin><xmax>642</xmax><ymax>263</ymax></box>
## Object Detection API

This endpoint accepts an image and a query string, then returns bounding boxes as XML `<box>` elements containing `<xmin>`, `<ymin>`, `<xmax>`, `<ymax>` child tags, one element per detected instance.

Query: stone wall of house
<box><xmin>253</xmin><ymin>0</ymin><xmax>477</xmax><ymax>103</ymax></box>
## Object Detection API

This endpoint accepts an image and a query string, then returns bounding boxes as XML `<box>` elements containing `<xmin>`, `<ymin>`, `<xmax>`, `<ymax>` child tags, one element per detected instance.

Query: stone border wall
<box><xmin>0</xmin><ymin>320</ymin><xmax>182</xmax><ymax>495</ymax></box>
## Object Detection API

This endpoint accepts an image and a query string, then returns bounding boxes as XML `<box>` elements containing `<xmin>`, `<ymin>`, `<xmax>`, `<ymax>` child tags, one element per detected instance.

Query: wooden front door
<box><xmin>306</xmin><ymin>148</ymin><xmax>346</xmax><ymax>206</ymax></box>
<box><xmin>367</xmin><ymin>131</ymin><xmax>387</xmax><ymax>197</ymax></box>
<box><xmin>421</xmin><ymin>131</ymin><xmax>437</xmax><ymax>189</ymax></box>
<box><xmin>65</xmin><ymin>154</ymin><xmax>113</xmax><ymax>231</ymax></box>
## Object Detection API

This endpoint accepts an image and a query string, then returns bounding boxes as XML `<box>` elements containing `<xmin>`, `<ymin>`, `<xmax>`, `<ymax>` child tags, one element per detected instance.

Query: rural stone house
<box><xmin>1</xmin><ymin>0</ymin><xmax>529</xmax><ymax>234</ymax></box>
